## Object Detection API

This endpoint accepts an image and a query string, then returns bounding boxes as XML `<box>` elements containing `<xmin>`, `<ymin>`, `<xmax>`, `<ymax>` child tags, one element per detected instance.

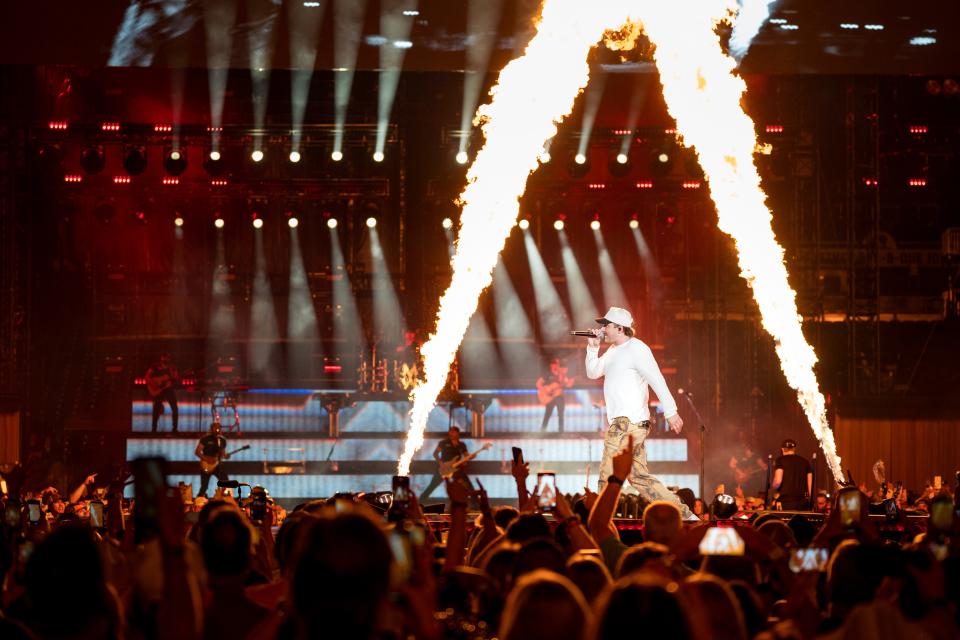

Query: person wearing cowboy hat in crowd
<box><xmin>585</xmin><ymin>306</ymin><xmax>697</xmax><ymax>520</ymax></box>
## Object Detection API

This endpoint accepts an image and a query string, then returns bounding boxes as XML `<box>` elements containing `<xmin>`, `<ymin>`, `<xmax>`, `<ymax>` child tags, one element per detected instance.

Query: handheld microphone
<box><xmin>570</xmin><ymin>331</ymin><xmax>597</xmax><ymax>337</ymax></box>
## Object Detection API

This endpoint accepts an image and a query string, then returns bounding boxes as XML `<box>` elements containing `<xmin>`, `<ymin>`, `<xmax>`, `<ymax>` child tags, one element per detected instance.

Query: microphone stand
<box><xmin>681</xmin><ymin>393</ymin><xmax>707</xmax><ymax>501</ymax></box>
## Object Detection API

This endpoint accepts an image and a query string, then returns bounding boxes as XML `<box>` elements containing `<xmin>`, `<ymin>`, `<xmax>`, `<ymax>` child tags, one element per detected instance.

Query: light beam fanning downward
<box><xmin>633</xmin><ymin>1</ymin><xmax>842</xmax><ymax>482</ymax></box>
<box><xmin>398</xmin><ymin>0</ymin><xmax>634</xmax><ymax>476</ymax></box>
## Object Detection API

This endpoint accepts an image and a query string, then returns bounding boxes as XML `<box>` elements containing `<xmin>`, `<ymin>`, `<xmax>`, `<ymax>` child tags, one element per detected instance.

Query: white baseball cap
<box><xmin>596</xmin><ymin>306</ymin><xmax>634</xmax><ymax>329</ymax></box>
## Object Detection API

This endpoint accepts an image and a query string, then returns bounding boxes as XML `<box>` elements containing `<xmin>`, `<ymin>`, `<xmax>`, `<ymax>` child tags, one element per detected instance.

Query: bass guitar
<box><xmin>199</xmin><ymin>444</ymin><xmax>250</xmax><ymax>473</ymax></box>
<box><xmin>439</xmin><ymin>442</ymin><xmax>492</xmax><ymax>479</ymax></box>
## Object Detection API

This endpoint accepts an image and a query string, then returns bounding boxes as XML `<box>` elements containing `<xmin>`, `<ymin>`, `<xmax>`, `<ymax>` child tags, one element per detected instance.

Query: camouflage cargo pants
<box><xmin>598</xmin><ymin>416</ymin><xmax>694</xmax><ymax>519</ymax></box>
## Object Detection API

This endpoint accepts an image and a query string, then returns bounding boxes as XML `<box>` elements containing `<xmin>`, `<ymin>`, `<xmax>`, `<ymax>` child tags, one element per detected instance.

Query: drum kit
<box><xmin>355</xmin><ymin>344</ymin><xmax>458</xmax><ymax>394</ymax></box>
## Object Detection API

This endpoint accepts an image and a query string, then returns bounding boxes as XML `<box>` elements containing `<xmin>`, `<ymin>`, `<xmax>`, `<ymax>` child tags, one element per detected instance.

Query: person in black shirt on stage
<box><xmin>146</xmin><ymin>353</ymin><xmax>179</xmax><ymax>433</ymax></box>
<box><xmin>770</xmin><ymin>438</ymin><xmax>812</xmax><ymax>511</ymax></box>
<box><xmin>420</xmin><ymin>426</ymin><xmax>474</xmax><ymax>501</ymax></box>
<box><xmin>195</xmin><ymin>421</ymin><xmax>230</xmax><ymax>498</ymax></box>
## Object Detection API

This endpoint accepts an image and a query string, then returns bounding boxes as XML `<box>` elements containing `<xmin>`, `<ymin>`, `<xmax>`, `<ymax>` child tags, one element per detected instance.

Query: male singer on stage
<box><xmin>585</xmin><ymin>306</ymin><xmax>696</xmax><ymax>520</ymax></box>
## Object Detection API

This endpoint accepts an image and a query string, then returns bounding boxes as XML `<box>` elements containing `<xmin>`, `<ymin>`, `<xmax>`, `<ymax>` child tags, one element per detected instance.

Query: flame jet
<box><xmin>631</xmin><ymin>0</ymin><xmax>842</xmax><ymax>481</ymax></box>
<box><xmin>397</xmin><ymin>0</ymin><xmax>635</xmax><ymax>475</ymax></box>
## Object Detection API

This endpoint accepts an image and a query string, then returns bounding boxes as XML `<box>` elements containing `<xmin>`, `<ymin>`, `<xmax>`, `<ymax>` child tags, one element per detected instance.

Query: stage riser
<box><xmin>125</xmin><ymin>473</ymin><xmax>701</xmax><ymax>501</ymax></box>
<box><xmin>134</xmin><ymin>390</ymin><xmax>671</xmax><ymax>434</ymax></box>
<box><xmin>127</xmin><ymin>437</ymin><xmax>688</xmax><ymax>463</ymax></box>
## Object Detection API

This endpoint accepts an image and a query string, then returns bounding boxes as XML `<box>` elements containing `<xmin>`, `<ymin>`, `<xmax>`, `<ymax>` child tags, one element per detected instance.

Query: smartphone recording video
<box><xmin>249</xmin><ymin>492</ymin><xmax>268</xmax><ymax>523</ymax></box>
<box><xmin>26</xmin><ymin>500</ymin><xmax>41</xmax><ymax>525</ymax></box>
<box><xmin>392</xmin><ymin>475</ymin><xmax>411</xmax><ymax>509</ymax></box>
<box><xmin>788</xmin><ymin>547</ymin><xmax>829</xmax><ymax>572</ymax></box>
<box><xmin>512</xmin><ymin>447</ymin><xmax>524</xmax><ymax>466</ymax></box>
<box><xmin>698</xmin><ymin>526</ymin><xmax>746</xmax><ymax>556</ymax></box>
<box><xmin>838</xmin><ymin>487</ymin><xmax>861</xmax><ymax>527</ymax></box>
<box><xmin>536</xmin><ymin>472</ymin><xmax>557</xmax><ymax>512</ymax></box>
<box><xmin>88</xmin><ymin>500</ymin><xmax>105</xmax><ymax>529</ymax></box>
<box><xmin>930</xmin><ymin>495</ymin><xmax>954</xmax><ymax>533</ymax></box>
<box><xmin>132</xmin><ymin>456</ymin><xmax>168</xmax><ymax>543</ymax></box>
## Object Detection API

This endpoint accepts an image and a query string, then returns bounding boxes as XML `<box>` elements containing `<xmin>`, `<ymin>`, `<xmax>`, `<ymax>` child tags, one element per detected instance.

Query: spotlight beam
<box><xmin>288</xmin><ymin>228</ymin><xmax>320</xmax><ymax>379</ymax></box>
<box><xmin>330</xmin><ymin>226</ymin><xmax>364</xmax><ymax>367</ymax></box>
<box><xmin>592</xmin><ymin>228</ymin><xmax>627</xmax><ymax>310</ymax></box>
<box><xmin>558</xmin><ymin>230</ymin><xmax>599</xmax><ymax>327</ymax></box>
<box><xmin>203</xmin><ymin>0</ymin><xmax>239</xmax><ymax>152</ymax></box>
<box><xmin>376</xmin><ymin>0</ymin><xmax>418</xmax><ymax>157</ymax></box>
<box><xmin>250</xmin><ymin>231</ymin><xmax>280</xmax><ymax>383</ymax></box>
<box><xmin>207</xmin><ymin>233</ymin><xmax>237</xmax><ymax>370</ymax></box>
<box><xmin>334</xmin><ymin>0</ymin><xmax>367</xmax><ymax>155</ymax></box>
<box><xmin>247</xmin><ymin>0</ymin><xmax>280</xmax><ymax>152</ymax></box>
<box><xmin>523</xmin><ymin>230</ymin><xmax>572</xmax><ymax>344</ymax></box>
<box><xmin>575</xmin><ymin>68</ymin><xmax>607</xmax><ymax>160</ymax></box>
<box><xmin>289</xmin><ymin>0</ymin><xmax>328</xmax><ymax>153</ymax></box>
<box><xmin>492</xmin><ymin>257</ymin><xmax>539</xmax><ymax>382</ymax></box>
<box><xmin>369</xmin><ymin>227</ymin><xmax>409</xmax><ymax>351</ymax></box>
<box><xmin>618</xmin><ymin>74</ymin><xmax>649</xmax><ymax>157</ymax></box>
<box><xmin>631</xmin><ymin>226</ymin><xmax>663</xmax><ymax>306</ymax></box>
<box><xmin>460</xmin><ymin>0</ymin><xmax>505</xmax><ymax>154</ymax></box>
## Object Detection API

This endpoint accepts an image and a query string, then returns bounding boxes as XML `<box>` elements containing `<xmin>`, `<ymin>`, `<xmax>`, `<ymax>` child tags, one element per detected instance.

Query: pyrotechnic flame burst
<box><xmin>397</xmin><ymin>0</ymin><xmax>634</xmax><ymax>476</ymax></box>
<box><xmin>399</xmin><ymin>0</ymin><xmax>843</xmax><ymax>484</ymax></box>
<box><xmin>633</xmin><ymin>1</ymin><xmax>842</xmax><ymax>482</ymax></box>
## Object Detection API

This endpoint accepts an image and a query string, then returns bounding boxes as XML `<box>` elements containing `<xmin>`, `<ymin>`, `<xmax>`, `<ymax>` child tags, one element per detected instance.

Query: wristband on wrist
<box><xmin>607</xmin><ymin>474</ymin><xmax>624</xmax><ymax>486</ymax></box>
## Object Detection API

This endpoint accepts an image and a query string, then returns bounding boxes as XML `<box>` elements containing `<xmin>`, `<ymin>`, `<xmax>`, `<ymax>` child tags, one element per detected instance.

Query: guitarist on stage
<box><xmin>537</xmin><ymin>357</ymin><xmax>573</xmax><ymax>432</ymax></box>
<box><xmin>195</xmin><ymin>421</ymin><xmax>230</xmax><ymax>498</ymax></box>
<box><xmin>146</xmin><ymin>354</ymin><xmax>179</xmax><ymax>433</ymax></box>
<box><xmin>420</xmin><ymin>426</ymin><xmax>475</xmax><ymax>502</ymax></box>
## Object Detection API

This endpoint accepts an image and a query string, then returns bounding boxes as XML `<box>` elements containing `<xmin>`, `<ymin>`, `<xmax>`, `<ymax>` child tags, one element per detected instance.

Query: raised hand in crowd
<box><xmin>511</xmin><ymin>458</ymin><xmax>530</xmax><ymax>506</ymax></box>
<box><xmin>588</xmin><ymin>434</ymin><xmax>634</xmax><ymax>544</ymax></box>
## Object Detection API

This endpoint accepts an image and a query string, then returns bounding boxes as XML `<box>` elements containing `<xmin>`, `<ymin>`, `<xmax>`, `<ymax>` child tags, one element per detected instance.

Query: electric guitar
<box><xmin>439</xmin><ymin>442</ymin><xmax>492</xmax><ymax>479</ymax></box>
<box><xmin>199</xmin><ymin>445</ymin><xmax>250</xmax><ymax>473</ymax></box>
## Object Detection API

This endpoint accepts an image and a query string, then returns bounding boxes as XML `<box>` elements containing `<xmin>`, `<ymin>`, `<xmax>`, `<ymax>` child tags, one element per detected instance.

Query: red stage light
<box><xmin>113</xmin><ymin>176</ymin><xmax>131</xmax><ymax>184</ymax></box>
<box><xmin>612</xmin><ymin>129</ymin><xmax>632</xmax><ymax>135</ymax></box>
<box><xmin>206</xmin><ymin>126</ymin><xmax>223</xmax><ymax>132</ymax></box>
<box><xmin>908</xmin><ymin>178</ymin><xmax>927</xmax><ymax>187</ymax></box>
<box><xmin>765</xmin><ymin>125</ymin><xmax>784</xmax><ymax>133</ymax></box>
<box><xmin>862</xmin><ymin>178</ymin><xmax>879</xmax><ymax>187</ymax></box>
<box><xmin>635</xmin><ymin>181</ymin><xmax>654</xmax><ymax>189</ymax></box>
<box><xmin>682</xmin><ymin>181</ymin><xmax>702</xmax><ymax>189</ymax></box>
<box><xmin>48</xmin><ymin>121</ymin><xmax>68</xmax><ymax>130</ymax></box>
<box><xmin>154</xmin><ymin>124</ymin><xmax>173</xmax><ymax>132</ymax></box>
<box><xmin>908</xmin><ymin>125</ymin><xmax>928</xmax><ymax>134</ymax></box>
<box><xmin>588</xmin><ymin>183</ymin><xmax>607</xmax><ymax>190</ymax></box>
<box><xmin>63</xmin><ymin>174</ymin><xmax>83</xmax><ymax>183</ymax></box>
<box><xmin>210</xmin><ymin>179</ymin><xmax>228</xmax><ymax>186</ymax></box>
<box><xmin>664</xmin><ymin>128</ymin><xmax>676</xmax><ymax>134</ymax></box>
<box><xmin>101</xmin><ymin>122</ymin><xmax>121</xmax><ymax>132</ymax></box>
<box><xmin>162</xmin><ymin>177</ymin><xmax>179</xmax><ymax>185</ymax></box>
<box><xmin>323</xmin><ymin>365</ymin><xmax>343</xmax><ymax>373</ymax></box>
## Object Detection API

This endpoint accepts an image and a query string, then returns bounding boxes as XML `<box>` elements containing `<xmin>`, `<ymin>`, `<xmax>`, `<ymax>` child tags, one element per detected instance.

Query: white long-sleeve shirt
<box><xmin>585</xmin><ymin>337</ymin><xmax>678</xmax><ymax>425</ymax></box>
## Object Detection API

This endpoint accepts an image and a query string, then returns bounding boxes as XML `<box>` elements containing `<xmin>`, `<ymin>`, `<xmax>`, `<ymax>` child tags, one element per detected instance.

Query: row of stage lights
<box><xmin>172</xmin><ymin>214</ymin><xmax>642</xmax><ymax>230</ymax></box>
<box><xmin>46</xmin><ymin>121</ymin><xmax>796</xmax><ymax>177</ymax></box>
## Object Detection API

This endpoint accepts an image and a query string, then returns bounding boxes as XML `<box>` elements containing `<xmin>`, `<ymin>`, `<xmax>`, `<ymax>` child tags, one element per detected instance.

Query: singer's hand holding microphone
<box><xmin>570</xmin><ymin>328</ymin><xmax>602</xmax><ymax>348</ymax></box>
